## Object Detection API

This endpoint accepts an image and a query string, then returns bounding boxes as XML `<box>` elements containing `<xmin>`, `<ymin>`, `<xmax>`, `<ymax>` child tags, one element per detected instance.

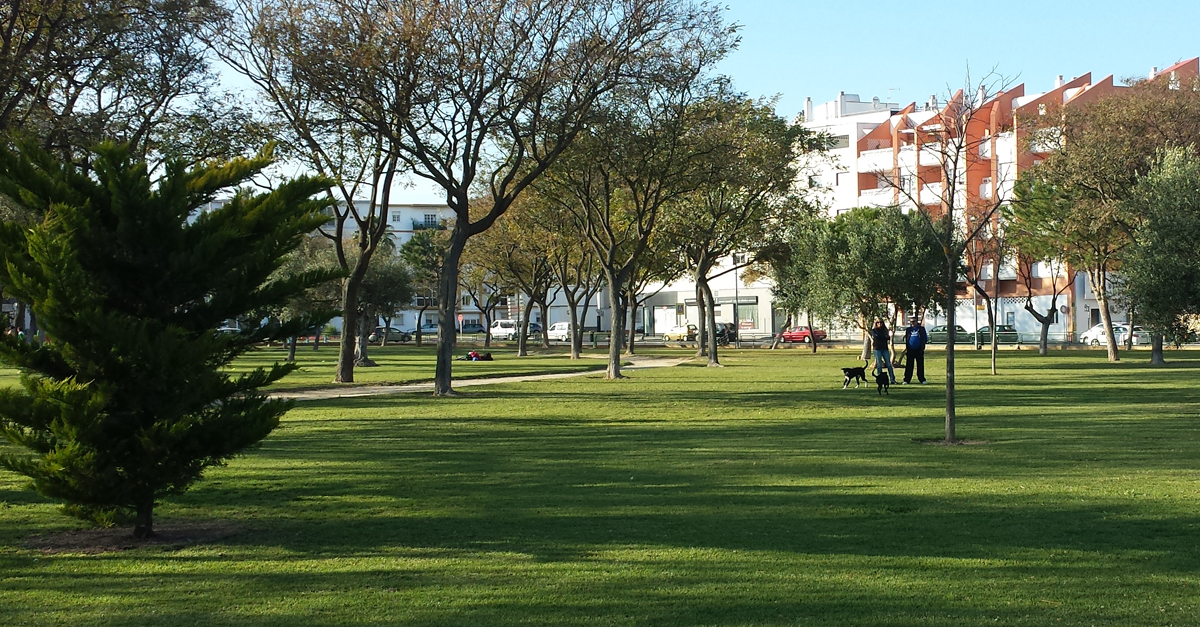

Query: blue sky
<box><xmin>326</xmin><ymin>0</ymin><xmax>1200</xmax><ymax>203</ymax></box>
<box><xmin>719</xmin><ymin>0</ymin><xmax>1200</xmax><ymax>120</ymax></box>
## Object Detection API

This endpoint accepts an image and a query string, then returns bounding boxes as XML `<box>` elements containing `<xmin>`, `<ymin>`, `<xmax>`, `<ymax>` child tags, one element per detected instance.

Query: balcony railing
<box><xmin>859</xmin><ymin>187</ymin><xmax>895</xmax><ymax>206</ymax></box>
<box><xmin>857</xmin><ymin>147</ymin><xmax>893</xmax><ymax>173</ymax></box>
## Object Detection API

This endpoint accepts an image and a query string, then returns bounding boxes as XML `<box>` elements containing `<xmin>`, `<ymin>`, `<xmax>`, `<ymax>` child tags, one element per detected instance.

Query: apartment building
<box><xmin>801</xmin><ymin>58</ymin><xmax>1200</xmax><ymax>340</ymax></box>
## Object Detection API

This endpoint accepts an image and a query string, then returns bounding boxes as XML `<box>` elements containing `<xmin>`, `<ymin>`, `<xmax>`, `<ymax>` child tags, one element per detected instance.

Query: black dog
<box><xmin>874</xmin><ymin>369</ymin><xmax>890</xmax><ymax>395</ymax></box>
<box><xmin>842</xmin><ymin>366</ymin><xmax>867</xmax><ymax>389</ymax></box>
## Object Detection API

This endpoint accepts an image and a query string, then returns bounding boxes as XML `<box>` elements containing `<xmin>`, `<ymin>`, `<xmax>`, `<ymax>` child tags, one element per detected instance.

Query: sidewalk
<box><xmin>272</xmin><ymin>355</ymin><xmax>690</xmax><ymax>402</ymax></box>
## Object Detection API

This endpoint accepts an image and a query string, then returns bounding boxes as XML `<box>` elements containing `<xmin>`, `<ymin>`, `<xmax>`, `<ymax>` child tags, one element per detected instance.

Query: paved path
<box><xmin>272</xmin><ymin>355</ymin><xmax>691</xmax><ymax>402</ymax></box>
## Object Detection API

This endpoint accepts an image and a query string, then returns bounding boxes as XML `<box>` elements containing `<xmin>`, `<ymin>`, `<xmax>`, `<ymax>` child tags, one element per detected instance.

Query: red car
<box><xmin>781</xmin><ymin>326</ymin><xmax>827</xmax><ymax>343</ymax></box>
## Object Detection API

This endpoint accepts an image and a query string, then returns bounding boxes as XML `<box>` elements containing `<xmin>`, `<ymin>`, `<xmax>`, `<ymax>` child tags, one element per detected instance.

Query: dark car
<box><xmin>927</xmin><ymin>325</ymin><xmax>973</xmax><ymax>344</ymax></box>
<box><xmin>780</xmin><ymin>326</ymin><xmax>827</xmax><ymax>343</ymax></box>
<box><xmin>458</xmin><ymin>322</ymin><xmax>486</xmax><ymax>334</ymax></box>
<box><xmin>974</xmin><ymin>325</ymin><xmax>1020</xmax><ymax>345</ymax></box>
<box><xmin>369</xmin><ymin>326</ymin><xmax>411</xmax><ymax>343</ymax></box>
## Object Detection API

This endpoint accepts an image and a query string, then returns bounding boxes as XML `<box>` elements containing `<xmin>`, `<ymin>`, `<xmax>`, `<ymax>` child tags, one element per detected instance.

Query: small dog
<box><xmin>842</xmin><ymin>366</ymin><xmax>867</xmax><ymax>389</ymax></box>
<box><xmin>873</xmin><ymin>369</ymin><xmax>890</xmax><ymax>395</ymax></box>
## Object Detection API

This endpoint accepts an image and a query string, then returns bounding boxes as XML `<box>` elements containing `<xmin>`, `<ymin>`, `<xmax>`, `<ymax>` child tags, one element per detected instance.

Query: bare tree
<box><xmin>878</xmin><ymin>72</ymin><xmax>1018</xmax><ymax>443</ymax></box>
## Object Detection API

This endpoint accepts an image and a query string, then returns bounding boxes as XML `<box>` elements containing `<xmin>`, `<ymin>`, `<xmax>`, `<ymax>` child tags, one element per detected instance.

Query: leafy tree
<box><xmin>2</xmin><ymin>0</ymin><xmax>263</xmax><ymax>166</ymax></box>
<box><xmin>1023</xmin><ymin>74</ymin><xmax>1200</xmax><ymax>361</ymax></box>
<box><xmin>663</xmin><ymin>93</ymin><xmax>818</xmax><ymax>365</ymax></box>
<box><xmin>1002</xmin><ymin>200</ymin><xmax>1078</xmax><ymax>356</ymax></box>
<box><xmin>356</xmin><ymin>246</ymin><xmax>413</xmax><ymax>362</ymax></box>
<box><xmin>788</xmin><ymin>207</ymin><xmax>944</xmax><ymax>361</ymax></box>
<box><xmin>1121</xmin><ymin>146</ymin><xmax>1200</xmax><ymax>364</ymax></box>
<box><xmin>400</xmin><ymin>229</ymin><xmax>449</xmax><ymax>347</ymax></box>
<box><xmin>231</xmin><ymin>0</ymin><xmax>718</xmax><ymax>395</ymax></box>
<box><xmin>273</xmin><ymin>233</ymin><xmax>343</xmax><ymax>361</ymax></box>
<box><xmin>219</xmin><ymin>0</ymin><xmax>407</xmax><ymax>383</ymax></box>
<box><xmin>0</xmin><ymin>143</ymin><xmax>338</xmax><ymax>537</ymax></box>
<box><xmin>536</xmin><ymin>49</ymin><xmax>733</xmax><ymax>378</ymax></box>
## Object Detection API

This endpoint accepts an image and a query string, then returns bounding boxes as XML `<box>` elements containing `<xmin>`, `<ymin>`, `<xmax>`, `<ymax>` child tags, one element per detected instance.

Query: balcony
<box><xmin>859</xmin><ymin>187</ymin><xmax>895</xmax><ymax>207</ymax></box>
<box><xmin>857</xmin><ymin>147</ymin><xmax>894</xmax><ymax>173</ymax></box>
<box><xmin>919</xmin><ymin>182</ymin><xmax>945</xmax><ymax>206</ymax></box>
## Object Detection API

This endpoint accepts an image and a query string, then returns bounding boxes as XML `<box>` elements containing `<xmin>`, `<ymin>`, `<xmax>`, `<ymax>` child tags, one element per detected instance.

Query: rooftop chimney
<box><xmin>804</xmin><ymin>96</ymin><xmax>812</xmax><ymax>122</ymax></box>
<box><xmin>976</xmin><ymin>85</ymin><xmax>987</xmax><ymax>104</ymax></box>
<box><xmin>1054</xmin><ymin>75</ymin><xmax>1064</xmax><ymax>88</ymax></box>
<box><xmin>1150</xmin><ymin>66</ymin><xmax>1159</xmax><ymax>80</ymax></box>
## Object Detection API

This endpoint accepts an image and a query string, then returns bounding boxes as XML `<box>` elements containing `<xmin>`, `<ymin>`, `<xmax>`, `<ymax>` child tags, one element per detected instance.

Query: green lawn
<box><xmin>3</xmin><ymin>349</ymin><xmax>1200</xmax><ymax>625</ymax></box>
<box><xmin>233</xmin><ymin>343</ymin><xmax>616</xmax><ymax>390</ymax></box>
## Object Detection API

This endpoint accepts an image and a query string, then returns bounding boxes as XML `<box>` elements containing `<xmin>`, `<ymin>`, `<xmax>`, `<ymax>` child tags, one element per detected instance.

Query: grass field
<box><xmin>0</xmin><ymin>343</ymin><xmax>615</xmax><ymax>391</ymax></box>
<box><xmin>3</xmin><ymin>349</ymin><xmax>1200</xmax><ymax>626</ymax></box>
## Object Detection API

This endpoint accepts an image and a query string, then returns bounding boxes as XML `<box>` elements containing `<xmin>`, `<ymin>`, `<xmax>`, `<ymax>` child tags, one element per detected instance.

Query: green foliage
<box><xmin>773</xmin><ymin>206</ymin><xmax>945</xmax><ymax>327</ymax></box>
<box><xmin>1121</xmin><ymin>146</ymin><xmax>1200</xmax><ymax>335</ymax></box>
<box><xmin>0</xmin><ymin>142</ymin><xmax>339</xmax><ymax>533</ymax></box>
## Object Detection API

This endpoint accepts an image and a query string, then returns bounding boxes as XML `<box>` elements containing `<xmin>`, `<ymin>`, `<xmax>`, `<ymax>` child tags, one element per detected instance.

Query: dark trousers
<box><xmin>904</xmin><ymin>348</ymin><xmax>925</xmax><ymax>383</ymax></box>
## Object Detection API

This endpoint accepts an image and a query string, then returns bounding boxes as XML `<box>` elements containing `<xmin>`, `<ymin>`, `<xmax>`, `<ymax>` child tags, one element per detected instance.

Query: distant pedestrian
<box><xmin>903</xmin><ymin>318</ymin><xmax>928</xmax><ymax>385</ymax></box>
<box><xmin>870</xmin><ymin>319</ymin><xmax>895</xmax><ymax>384</ymax></box>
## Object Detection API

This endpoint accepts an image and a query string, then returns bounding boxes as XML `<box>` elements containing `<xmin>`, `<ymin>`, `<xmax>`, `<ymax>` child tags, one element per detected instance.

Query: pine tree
<box><xmin>0</xmin><ymin>142</ymin><xmax>340</xmax><ymax>538</ymax></box>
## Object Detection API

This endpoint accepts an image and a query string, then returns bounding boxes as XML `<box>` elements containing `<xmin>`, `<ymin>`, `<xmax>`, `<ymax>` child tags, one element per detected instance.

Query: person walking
<box><xmin>870</xmin><ymin>318</ymin><xmax>895</xmax><ymax>384</ymax></box>
<box><xmin>903</xmin><ymin>317</ymin><xmax>928</xmax><ymax>384</ymax></box>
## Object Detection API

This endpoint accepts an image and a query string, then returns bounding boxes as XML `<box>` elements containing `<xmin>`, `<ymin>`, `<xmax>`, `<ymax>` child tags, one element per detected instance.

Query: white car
<box><xmin>546</xmin><ymin>321</ymin><xmax>571</xmax><ymax>342</ymax></box>
<box><xmin>490</xmin><ymin>319</ymin><xmax>519</xmax><ymax>340</ymax></box>
<box><xmin>1079</xmin><ymin>323</ymin><xmax>1146</xmax><ymax>346</ymax></box>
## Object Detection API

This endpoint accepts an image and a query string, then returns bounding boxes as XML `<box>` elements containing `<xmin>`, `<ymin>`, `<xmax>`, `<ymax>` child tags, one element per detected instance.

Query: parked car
<box><xmin>547</xmin><ymin>321</ymin><xmax>572</xmax><ymax>341</ymax></box>
<box><xmin>411</xmin><ymin>322</ymin><xmax>440</xmax><ymax>337</ymax></box>
<box><xmin>974</xmin><ymin>325</ymin><xmax>1019</xmax><ymax>345</ymax></box>
<box><xmin>491</xmin><ymin>319</ymin><xmax>519</xmax><ymax>340</ymax></box>
<box><xmin>662</xmin><ymin>324</ymin><xmax>698</xmax><ymax>342</ymax></box>
<box><xmin>458</xmin><ymin>322</ymin><xmax>485</xmax><ymax>334</ymax></box>
<box><xmin>490</xmin><ymin>319</ymin><xmax>542</xmax><ymax>340</ymax></box>
<box><xmin>369</xmin><ymin>326</ymin><xmax>411</xmax><ymax>343</ymax></box>
<box><xmin>1079</xmin><ymin>323</ymin><xmax>1147</xmax><ymax>346</ymax></box>
<box><xmin>927</xmin><ymin>325</ymin><xmax>973</xmax><ymax>344</ymax></box>
<box><xmin>780</xmin><ymin>326</ymin><xmax>827</xmax><ymax>343</ymax></box>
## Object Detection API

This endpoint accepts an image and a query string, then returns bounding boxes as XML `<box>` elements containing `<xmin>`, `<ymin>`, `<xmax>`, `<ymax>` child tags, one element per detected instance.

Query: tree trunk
<box><xmin>1024</xmin><ymin>298</ymin><xmax>1054</xmax><ymax>356</ymax></box>
<box><xmin>540</xmin><ymin>301</ymin><xmax>551</xmax><ymax>349</ymax></box>
<box><xmin>1124</xmin><ymin>309</ymin><xmax>1135</xmax><ymax>351</ymax></box>
<box><xmin>287</xmin><ymin>336</ymin><xmax>297</xmax><ymax>362</ymax></box>
<box><xmin>701</xmin><ymin>279</ymin><xmax>721</xmax><ymax>367</ymax></box>
<box><xmin>434</xmin><ymin>228</ymin><xmax>468</xmax><ymax>396</ymax></box>
<box><xmin>566</xmin><ymin>292</ymin><xmax>582</xmax><ymax>359</ymax></box>
<box><xmin>133</xmin><ymin>498</ymin><xmax>154</xmax><ymax>539</ymax></box>
<box><xmin>984</xmin><ymin>296</ymin><xmax>997</xmax><ymax>375</ymax></box>
<box><xmin>335</xmin><ymin>278</ymin><xmax>362</xmax><ymax>382</ymax></box>
<box><xmin>1091</xmin><ymin>269</ymin><xmax>1120</xmax><ymax>362</ymax></box>
<box><xmin>694</xmin><ymin>282</ymin><xmax>707</xmax><ymax>357</ymax></box>
<box><xmin>945</xmin><ymin>252</ymin><xmax>958</xmax><ymax>443</ymax></box>
<box><xmin>1150</xmin><ymin>333</ymin><xmax>1165</xmax><ymax>365</ymax></box>
<box><xmin>415</xmin><ymin>306</ymin><xmax>428</xmax><ymax>347</ymax></box>
<box><xmin>807</xmin><ymin>311</ymin><xmax>818</xmax><ymax>354</ymax></box>
<box><xmin>605</xmin><ymin>276</ymin><xmax>627</xmax><ymax>379</ymax></box>
<box><xmin>517</xmin><ymin>298</ymin><xmax>534</xmax><ymax>357</ymax></box>
<box><xmin>355</xmin><ymin>311</ymin><xmax>376</xmax><ymax>366</ymax></box>
<box><xmin>770</xmin><ymin>314</ymin><xmax>791</xmax><ymax>349</ymax></box>
<box><xmin>380</xmin><ymin>315</ymin><xmax>391</xmax><ymax>346</ymax></box>
<box><xmin>314</xmin><ymin>330</ymin><xmax>321</xmax><ymax>351</ymax></box>
<box><xmin>625</xmin><ymin>292</ymin><xmax>637</xmax><ymax>356</ymax></box>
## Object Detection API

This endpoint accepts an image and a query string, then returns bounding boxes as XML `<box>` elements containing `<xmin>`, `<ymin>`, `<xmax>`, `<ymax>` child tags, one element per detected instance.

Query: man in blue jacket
<box><xmin>903</xmin><ymin>318</ymin><xmax>928</xmax><ymax>385</ymax></box>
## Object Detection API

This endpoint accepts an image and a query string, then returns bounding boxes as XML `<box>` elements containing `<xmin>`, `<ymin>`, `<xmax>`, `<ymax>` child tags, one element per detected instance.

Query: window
<box><xmin>424</xmin><ymin>213</ymin><xmax>438</xmax><ymax>228</ymax></box>
<box><xmin>391</xmin><ymin>211</ymin><xmax>402</xmax><ymax>223</ymax></box>
<box><xmin>735</xmin><ymin>304</ymin><xmax>758</xmax><ymax>329</ymax></box>
<box><xmin>414</xmin><ymin>296</ymin><xmax>436</xmax><ymax>308</ymax></box>
<box><xmin>829</xmin><ymin>135</ymin><xmax>850</xmax><ymax>149</ymax></box>
<box><xmin>979</xmin><ymin>177</ymin><xmax>992</xmax><ymax>199</ymax></box>
<box><xmin>461</xmin><ymin>295</ymin><xmax>471</xmax><ymax>306</ymax></box>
